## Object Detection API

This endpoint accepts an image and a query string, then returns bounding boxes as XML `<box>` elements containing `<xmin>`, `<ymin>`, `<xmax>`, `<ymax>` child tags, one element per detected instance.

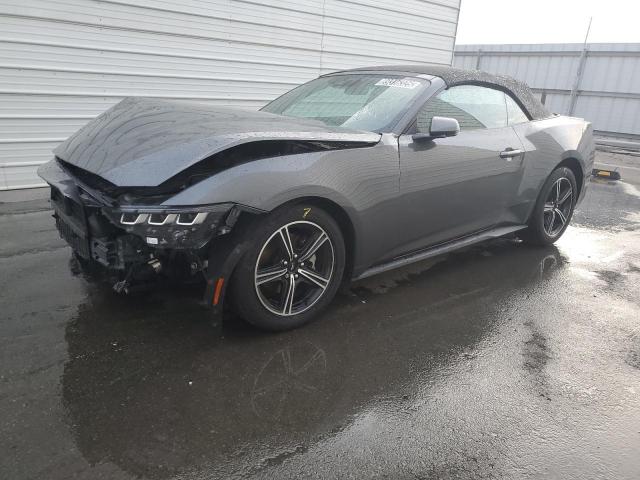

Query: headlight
<box><xmin>105</xmin><ymin>203</ymin><xmax>235</xmax><ymax>249</ymax></box>
<box><xmin>119</xmin><ymin>211</ymin><xmax>209</xmax><ymax>226</ymax></box>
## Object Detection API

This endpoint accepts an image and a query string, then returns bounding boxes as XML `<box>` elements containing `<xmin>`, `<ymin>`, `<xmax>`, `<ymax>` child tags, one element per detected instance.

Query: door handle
<box><xmin>500</xmin><ymin>148</ymin><xmax>523</xmax><ymax>159</ymax></box>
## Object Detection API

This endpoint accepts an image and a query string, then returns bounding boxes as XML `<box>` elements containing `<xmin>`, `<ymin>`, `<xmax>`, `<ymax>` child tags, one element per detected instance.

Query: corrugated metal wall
<box><xmin>454</xmin><ymin>43</ymin><xmax>640</xmax><ymax>139</ymax></box>
<box><xmin>0</xmin><ymin>0</ymin><xmax>461</xmax><ymax>190</ymax></box>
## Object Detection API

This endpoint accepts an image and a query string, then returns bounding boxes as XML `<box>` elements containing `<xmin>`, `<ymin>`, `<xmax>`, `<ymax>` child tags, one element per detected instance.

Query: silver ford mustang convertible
<box><xmin>38</xmin><ymin>65</ymin><xmax>594</xmax><ymax>330</ymax></box>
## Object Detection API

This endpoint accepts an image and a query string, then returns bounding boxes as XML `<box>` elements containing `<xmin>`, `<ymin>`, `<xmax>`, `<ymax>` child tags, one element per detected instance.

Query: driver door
<box><xmin>395</xmin><ymin>85</ymin><xmax>525</xmax><ymax>255</ymax></box>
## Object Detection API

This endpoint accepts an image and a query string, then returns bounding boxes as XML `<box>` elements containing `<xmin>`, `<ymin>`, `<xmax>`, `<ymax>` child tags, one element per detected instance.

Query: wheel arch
<box><xmin>269</xmin><ymin>196</ymin><xmax>357</xmax><ymax>284</ymax></box>
<box><xmin>523</xmin><ymin>155</ymin><xmax>584</xmax><ymax>228</ymax></box>
<box><xmin>556</xmin><ymin>157</ymin><xmax>584</xmax><ymax>199</ymax></box>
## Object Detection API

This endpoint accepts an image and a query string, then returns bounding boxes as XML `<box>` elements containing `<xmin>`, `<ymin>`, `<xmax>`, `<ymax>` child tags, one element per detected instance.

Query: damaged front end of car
<box><xmin>37</xmin><ymin>97</ymin><xmax>381</xmax><ymax>316</ymax></box>
<box><xmin>42</xmin><ymin>157</ymin><xmax>263</xmax><ymax>316</ymax></box>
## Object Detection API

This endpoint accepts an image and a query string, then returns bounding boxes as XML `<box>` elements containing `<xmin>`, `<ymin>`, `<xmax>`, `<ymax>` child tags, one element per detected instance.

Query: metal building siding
<box><xmin>0</xmin><ymin>0</ymin><xmax>460</xmax><ymax>190</ymax></box>
<box><xmin>454</xmin><ymin>43</ymin><xmax>640</xmax><ymax>139</ymax></box>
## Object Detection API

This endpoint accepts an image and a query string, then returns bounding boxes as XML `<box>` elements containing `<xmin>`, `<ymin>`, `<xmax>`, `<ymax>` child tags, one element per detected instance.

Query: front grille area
<box><xmin>51</xmin><ymin>186</ymin><xmax>91</xmax><ymax>259</ymax></box>
<box><xmin>51</xmin><ymin>187</ymin><xmax>84</xmax><ymax>220</ymax></box>
<box><xmin>56</xmin><ymin>215</ymin><xmax>90</xmax><ymax>259</ymax></box>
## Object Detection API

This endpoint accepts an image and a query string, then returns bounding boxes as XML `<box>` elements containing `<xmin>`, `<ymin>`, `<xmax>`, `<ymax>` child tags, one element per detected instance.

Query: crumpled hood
<box><xmin>53</xmin><ymin>97</ymin><xmax>381</xmax><ymax>187</ymax></box>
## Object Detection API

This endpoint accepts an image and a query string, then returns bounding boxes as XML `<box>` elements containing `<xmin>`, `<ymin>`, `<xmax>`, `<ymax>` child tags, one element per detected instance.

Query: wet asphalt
<box><xmin>1</xmin><ymin>152</ymin><xmax>639</xmax><ymax>480</ymax></box>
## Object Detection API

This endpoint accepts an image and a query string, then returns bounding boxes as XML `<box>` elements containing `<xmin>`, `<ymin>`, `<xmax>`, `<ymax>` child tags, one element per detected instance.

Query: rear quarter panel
<box><xmin>509</xmin><ymin>115</ymin><xmax>594</xmax><ymax>223</ymax></box>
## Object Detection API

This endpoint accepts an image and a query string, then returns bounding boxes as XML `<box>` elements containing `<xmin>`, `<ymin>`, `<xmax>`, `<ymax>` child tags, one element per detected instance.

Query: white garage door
<box><xmin>0</xmin><ymin>0</ymin><xmax>461</xmax><ymax>190</ymax></box>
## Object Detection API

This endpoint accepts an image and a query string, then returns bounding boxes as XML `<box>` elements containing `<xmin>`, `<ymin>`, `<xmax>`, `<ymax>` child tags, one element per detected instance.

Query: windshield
<box><xmin>261</xmin><ymin>74</ymin><xmax>429</xmax><ymax>132</ymax></box>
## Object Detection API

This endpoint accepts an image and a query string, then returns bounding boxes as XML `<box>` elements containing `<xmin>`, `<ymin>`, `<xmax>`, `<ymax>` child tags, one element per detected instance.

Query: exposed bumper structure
<box><xmin>39</xmin><ymin>158</ymin><xmax>259</xmax><ymax>313</ymax></box>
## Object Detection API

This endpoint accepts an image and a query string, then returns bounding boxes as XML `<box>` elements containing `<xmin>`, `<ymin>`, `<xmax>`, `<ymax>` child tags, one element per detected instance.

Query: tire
<box><xmin>521</xmin><ymin>166</ymin><xmax>577</xmax><ymax>245</ymax></box>
<box><xmin>229</xmin><ymin>204</ymin><xmax>346</xmax><ymax>331</ymax></box>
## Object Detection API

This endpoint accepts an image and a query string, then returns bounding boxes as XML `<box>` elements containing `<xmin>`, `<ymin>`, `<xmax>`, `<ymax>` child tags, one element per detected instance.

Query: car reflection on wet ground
<box><xmin>1</xmin><ymin>152</ymin><xmax>639</xmax><ymax>479</ymax></box>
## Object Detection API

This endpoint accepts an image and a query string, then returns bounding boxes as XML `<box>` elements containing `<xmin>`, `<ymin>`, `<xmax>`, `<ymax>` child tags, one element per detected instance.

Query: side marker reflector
<box><xmin>213</xmin><ymin>278</ymin><xmax>224</xmax><ymax>306</ymax></box>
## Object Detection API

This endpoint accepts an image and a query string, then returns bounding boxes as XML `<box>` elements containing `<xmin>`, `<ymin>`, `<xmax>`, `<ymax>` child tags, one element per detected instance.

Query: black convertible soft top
<box><xmin>332</xmin><ymin>64</ymin><xmax>551</xmax><ymax>121</ymax></box>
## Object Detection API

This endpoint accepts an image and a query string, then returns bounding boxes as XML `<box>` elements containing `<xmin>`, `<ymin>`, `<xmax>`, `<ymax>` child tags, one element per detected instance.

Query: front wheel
<box><xmin>522</xmin><ymin>166</ymin><xmax>577</xmax><ymax>245</ymax></box>
<box><xmin>229</xmin><ymin>204</ymin><xmax>345</xmax><ymax>331</ymax></box>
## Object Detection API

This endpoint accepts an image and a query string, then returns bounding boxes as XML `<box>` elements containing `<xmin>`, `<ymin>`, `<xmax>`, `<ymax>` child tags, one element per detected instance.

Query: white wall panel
<box><xmin>0</xmin><ymin>0</ymin><xmax>461</xmax><ymax>189</ymax></box>
<box><xmin>0</xmin><ymin>118</ymin><xmax>89</xmax><ymax>140</ymax></box>
<box><xmin>325</xmin><ymin>0</ymin><xmax>458</xmax><ymax>37</ymax></box>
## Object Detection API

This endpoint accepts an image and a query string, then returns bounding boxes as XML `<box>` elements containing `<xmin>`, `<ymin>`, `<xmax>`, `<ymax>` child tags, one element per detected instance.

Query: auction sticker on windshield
<box><xmin>375</xmin><ymin>78</ymin><xmax>422</xmax><ymax>89</ymax></box>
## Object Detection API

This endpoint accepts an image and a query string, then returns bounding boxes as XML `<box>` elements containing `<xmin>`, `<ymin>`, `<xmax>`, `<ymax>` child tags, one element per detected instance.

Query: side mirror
<box><xmin>412</xmin><ymin>116</ymin><xmax>460</xmax><ymax>142</ymax></box>
<box><xmin>430</xmin><ymin>116</ymin><xmax>460</xmax><ymax>137</ymax></box>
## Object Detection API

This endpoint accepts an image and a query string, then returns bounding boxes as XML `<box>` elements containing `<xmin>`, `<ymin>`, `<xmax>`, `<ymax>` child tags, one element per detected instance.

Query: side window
<box><xmin>416</xmin><ymin>85</ymin><xmax>508</xmax><ymax>133</ymax></box>
<box><xmin>505</xmin><ymin>94</ymin><xmax>530</xmax><ymax>125</ymax></box>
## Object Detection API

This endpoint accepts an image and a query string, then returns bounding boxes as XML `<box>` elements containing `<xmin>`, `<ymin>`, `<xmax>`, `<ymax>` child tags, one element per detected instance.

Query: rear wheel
<box><xmin>522</xmin><ymin>166</ymin><xmax>577</xmax><ymax>245</ymax></box>
<box><xmin>230</xmin><ymin>204</ymin><xmax>345</xmax><ymax>331</ymax></box>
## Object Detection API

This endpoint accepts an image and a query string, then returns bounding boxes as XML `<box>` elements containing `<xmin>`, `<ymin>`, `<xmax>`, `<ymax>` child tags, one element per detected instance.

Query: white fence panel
<box><xmin>454</xmin><ymin>43</ymin><xmax>640</xmax><ymax>139</ymax></box>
